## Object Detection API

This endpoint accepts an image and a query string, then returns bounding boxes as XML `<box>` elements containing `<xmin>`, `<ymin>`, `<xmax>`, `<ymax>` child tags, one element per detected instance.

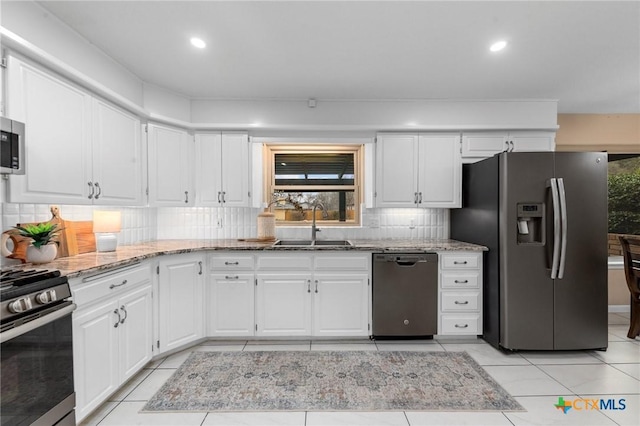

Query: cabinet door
<box><xmin>313</xmin><ymin>273</ymin><xmax>370</xmax><ymax>337</ymax></box>
<box><xmin>220</xmin><ymin>133</ymin><xmax>250</xmax><ymax>207</ymax></box>
<box><xmin>418</xmin><ymin>134</ymin><xmax>462</xmax><ymax>208</ymax></box>
<box><xmin>195</xmin><ymin>133</ymin><xmax>223</xmax><ymax>206</ymax></box>
<box><xmin>118</xmin><ymin>283</ymin><xmax>153</xmax><ymax>382</ymax></box>
<box><xmin>73</xmin><ymin>299</ymin><xmax>119</xmax><ymax>420</ymax></box>
<box><xmin>208</xmin><ymin>273</ymin><xmax>255</xmax><ymax>336</ymax></box>
<box><xmin>7</xmin><ymin>57</ymin><xmax>92</xmax><ymax>204</ymax></box>
<box><xmin>256</xmin><ymin>274</ymin><xmax>312</xmax><ymax>336</ymax></box>
<box><xmin>92</xmin><ymin>99</ymin><xmax>143</xmax><ymax>205</ymax></box>
<box><xmin>158</xmin><ymin>255</ymin><xmax>204</xmax><ymax>352</ymax></box>
<box><xmin>375</xmin><ymin>134</ymin><xmax>419</xmax><ymax>207</ymax></box>
<box><xmin>461</xmin><ymin>132</ymin><xmax>508</xmax><ymax>158</ymax></box>
<box><xmin>148</xmin><ymin>124</ymin><xmax>194</xmax><ymax>206</ymax></box>
<box><xmin>510</xmin><ymin>131</ymin><xmax>555</xmax><ymax>152</ymax></box>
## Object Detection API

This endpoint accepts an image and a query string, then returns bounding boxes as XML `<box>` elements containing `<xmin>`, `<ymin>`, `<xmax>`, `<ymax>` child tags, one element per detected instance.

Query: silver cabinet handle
<box><xmin>453</xmin><ymin>261</ymin><xmax>468</xmax><ymax>265</ymax></box>
<box><xmin>224</xmin><ymin>261</ymin><xmax>239</xmax><ymax>266</ymax></box>
<box><xmin>109</xmin><ymin>279</ymin><xmax>128</xmax><ymax>290</ymax></box>
<box><xmin>120</xmin><ymin>305</ymin><xmax>127</xmax><ymax>324</ymax></box>
<box><xmin>88</xmin><ymin>181</ymin><xmax>95</xmax><ymax>199</ymax></box>
<box><xmin>222</xmin><ymin>191</ymin><xmax>226</xmax><ymax>203</ymax></box>
<box><xmin>225</xmin><ymin>275</ymin><xmax>239</xmax><ymax>280</ymax></box>
<box><xmin>504</xmin><ymin>141</ymin><xmax>510</xmax><ymax>152</ymax></box>
<box><xmin>94</xmin><ymin>182</ymin><xmax>102</xmax><ymax>199</ymax></box>
<box><xmin>454</xmin><ymin>279</ymin><xmax>468</xmax><ymax>284</ymax></box>
<box><xmin>184</xmin><ymin>191</ymin><xmax>189</xmax><ymax>204</ymax></box>
<box><xmin>455</xmin><ymin>323</ymin><xmax>469</xmax><ymax>328</ymax></box>
<box><xmin>557</xmin><ymin>178</ymin><xmax>568</xmax><ymax>279</ymax></box>
<box><xmin>414</xmin><ymin>192</ymin><xmax>419</xmax><ymax>204</ymax></box>
<box><xmin>418</xmin><ymin>192</ymin><xmax>423</xmax><ymax>203</ymax></box>
<box><xmin>198</xmin><ymin>261</ymin><xmax>203</xmax><ymax>275</ymax></box>
<box><xmin>314</xmin><ymin>279</ymin><xmax>319</xmax><ymax>294</ymax></box>
<box><xmin>113</xmin><ymin>309</ymin><xmax>121</xmax><ymax>328</ymax></box>
<box><xmin>454</xmin><ymin>300</ymin><xmax>469</xmax><ymax>305</ymax></box>
<box><xmin>307</xmin><ymin>279</ymin><xmax>311</xmax><ymax>293</ymax></box>
<box><xmin>511</xmin><ymin>141</ymin><xmax>515</xmax><ymax>151</ymax></box>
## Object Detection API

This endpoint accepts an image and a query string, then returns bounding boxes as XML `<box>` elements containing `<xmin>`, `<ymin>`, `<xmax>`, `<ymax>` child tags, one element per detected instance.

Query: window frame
<box><xmin>265</xmin><ymin>144</ymin><xmax>363</xmax><ymax>227</ymax></box>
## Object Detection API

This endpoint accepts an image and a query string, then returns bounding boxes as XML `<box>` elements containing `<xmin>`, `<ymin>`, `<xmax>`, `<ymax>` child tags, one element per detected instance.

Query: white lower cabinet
<box><xmin>256</xmin><ymin>274</ymin><xmax>313</xmax><ymax>336</ymax></box>
<box><xmin>157</xmin><ymin>254</ymin><xmax>204</xmax><ymax>352</ymax></box>
<box><xmin>71</xmin><ymin>263</ymin><xmax>152</xmax><ymax>422</ymax></box>
<box><xmin>437</xmin><ymin>251</ymin><xmax>483</xmax><ymax>335</ymax></box>
<box><xmin>208</xmin><ymin>273</ymin><xmax>255</xmax><ymax>336</ymax></box>
<box><xmin>254</xmin><ymin>253</ymin><xmax>371</xmax><ymax>337</ymax></box>
<box><xmin>313</xmin><ymin>273</ymin><xmax>370</xmax><ymax>336</ymax></box>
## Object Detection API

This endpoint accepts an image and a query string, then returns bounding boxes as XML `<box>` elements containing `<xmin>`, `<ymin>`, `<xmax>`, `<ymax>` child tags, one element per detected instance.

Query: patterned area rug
<box><xmin>143</xmin><ymin>351</ymin><xmax>523</xmax><ymax>412</ymax></box>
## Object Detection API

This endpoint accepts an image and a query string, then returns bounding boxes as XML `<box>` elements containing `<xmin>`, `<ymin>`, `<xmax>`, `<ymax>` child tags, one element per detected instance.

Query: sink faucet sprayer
<box><xmin>311</xmin><ymin>201</ymin><xmax>329</xmax><ymax>242</ymax></box>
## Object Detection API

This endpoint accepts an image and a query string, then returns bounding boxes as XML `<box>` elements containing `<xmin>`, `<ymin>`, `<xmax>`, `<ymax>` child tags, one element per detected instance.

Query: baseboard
<box><xmin>609</xmin><ymin>305</ymin><xmax>630</xmax><ymax>313</ymax></box>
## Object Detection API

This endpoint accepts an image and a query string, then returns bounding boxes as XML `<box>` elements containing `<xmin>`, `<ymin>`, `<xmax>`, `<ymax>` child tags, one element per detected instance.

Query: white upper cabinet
<box><xmin>195</xmin><ymin>132</ymin><xmax>250</xmax><ymax>207</ymax></box>
<box><xmin>6</xmin><ymin>57</ymin><xmax>144</xmax><ymax>205</ymax></box>
<box><xmin>91</xmin><ymin>99</ymin><xmax>143</xmax><ymax>205</ymax></box>
<box><xmin>461</xmin><ymin>131</ymin><xmax>555</xmax><ymax>161</ymax></box>
<box><xmin>375</xmin><ymin>133</ymin><xmax>461</xmax><ymax>208</ymax></box>
<box><xmin>148</xmin><ymin>123</ymin><xmax>194</xmax><ymax>206</ymax></box>
<box><xmin>375</xmin><ymin>134</ymin><xmax>419</xmax><ymax>208</ymax></box>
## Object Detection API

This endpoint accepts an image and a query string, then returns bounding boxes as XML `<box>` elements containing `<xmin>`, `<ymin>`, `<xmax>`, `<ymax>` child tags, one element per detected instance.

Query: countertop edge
<box><xmin>9</xmin><ymin>239</ymin><xmax>487</xmax><ymax>279</ymax></box>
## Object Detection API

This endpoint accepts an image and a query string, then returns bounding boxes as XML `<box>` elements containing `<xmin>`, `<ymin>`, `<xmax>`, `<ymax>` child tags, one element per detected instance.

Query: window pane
<box><xmin>272</xmin><ymin>191</ymin><xmax>356</xmax><ymax>223</ymax></box>
<box><xmin>608</xmin><ymin>154</ymin><xmax>640</xmax><ymax>236</ymax></box>
<box><xmin>275</xmin><ymin>153</ymin><xmax>354</xmax><ymax>186</ymax></box>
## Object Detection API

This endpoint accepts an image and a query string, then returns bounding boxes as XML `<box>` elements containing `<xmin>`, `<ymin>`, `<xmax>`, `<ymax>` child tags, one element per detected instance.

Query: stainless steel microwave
<box><xmin>0</xmin><ymin>117</ymin><xmax>25</xmax><ymax>174</ymax></box>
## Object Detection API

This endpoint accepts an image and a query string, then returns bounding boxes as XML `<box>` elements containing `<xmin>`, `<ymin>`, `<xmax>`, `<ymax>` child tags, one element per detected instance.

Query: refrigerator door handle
<box><xmin>549</xmin><ymin>178</ymin><xmax>561</xmax><ymax>279</ymax></box>
<box><xmin>557</xmin><ymin>178</ymin><xmax>568</xmax><ymax>279</ymax></box>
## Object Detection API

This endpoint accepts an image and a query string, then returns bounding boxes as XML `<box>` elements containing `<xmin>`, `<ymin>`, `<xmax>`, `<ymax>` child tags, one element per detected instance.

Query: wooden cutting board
<box><xmin>1</xmin><ymin>206</ymin><xmax>96</xmax><ymax>263</ymax></box>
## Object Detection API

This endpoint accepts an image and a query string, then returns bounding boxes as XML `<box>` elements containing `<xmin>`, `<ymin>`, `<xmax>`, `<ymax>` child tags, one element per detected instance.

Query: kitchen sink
<box><xmin>272</xmin><ymin>240</ymin><xmax>353</xmax><ymax>247</ymax></box>
<box><xmin>313</xmin><ymin>240</ymin><xmax>353</xmax><ymax>246</ymax></box>
<box><xmin>273</xmin><ymin>240</ymin><xmax>314</xmax><ymax>246</ymax></box>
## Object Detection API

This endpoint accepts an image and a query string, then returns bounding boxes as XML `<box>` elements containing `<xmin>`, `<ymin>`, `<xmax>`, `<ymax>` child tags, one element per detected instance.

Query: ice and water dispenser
<box><xmin>517</xmin><ymin>203</ymin><xmax>544</xmax><ymax>244</ymax></box>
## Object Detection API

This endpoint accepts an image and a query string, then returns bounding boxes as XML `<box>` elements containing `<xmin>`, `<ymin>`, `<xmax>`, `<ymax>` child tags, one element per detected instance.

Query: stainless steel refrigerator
<box><xmin>451</xmin><ymin>152</ymin><xmax>608</xmax><ymax>351</ymax></box>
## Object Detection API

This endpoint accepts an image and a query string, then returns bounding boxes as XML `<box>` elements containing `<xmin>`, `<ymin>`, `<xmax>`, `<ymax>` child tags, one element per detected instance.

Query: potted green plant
<box><xmin>12</xmin><ymin>222</ymin><xmax>62</xmax><ymax>264</ymax></box>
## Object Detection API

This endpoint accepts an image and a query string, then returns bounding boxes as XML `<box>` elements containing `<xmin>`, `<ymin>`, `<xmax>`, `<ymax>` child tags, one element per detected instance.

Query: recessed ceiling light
<box><xmin>190</xmin><ymin>37</ymin><xmax>206</xmax><ymax>49</ymax></box>
<box><xmin>490</xmin><ymin>40</ymin><xmax>508</xmax><ymax>52</ymax></box>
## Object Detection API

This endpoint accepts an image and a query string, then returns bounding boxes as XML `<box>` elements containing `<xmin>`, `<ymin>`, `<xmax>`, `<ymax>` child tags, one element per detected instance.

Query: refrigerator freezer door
<box><xmin>553</xmin><ymin>152</ymin><xmax>608</xmax><ymax>350</ymax></box>
<box><xmin>499</xmin><ymin>153</ymin><xmax>556</xmax><ymax>350</ymax></box>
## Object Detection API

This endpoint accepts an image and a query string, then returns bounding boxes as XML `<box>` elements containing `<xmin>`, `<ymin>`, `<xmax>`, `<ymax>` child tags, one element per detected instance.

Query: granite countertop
<box><xmin>8</xmin><ymin>239</ymin><xmax>486</xmax><ymax>279</ymax></box>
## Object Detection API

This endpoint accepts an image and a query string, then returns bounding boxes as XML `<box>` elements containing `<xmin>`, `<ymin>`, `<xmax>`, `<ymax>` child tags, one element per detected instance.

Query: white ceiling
<box><xmin>36</xmin><ymin>1</ymin><xmax>640</xmax><ymax>113</ymax></box>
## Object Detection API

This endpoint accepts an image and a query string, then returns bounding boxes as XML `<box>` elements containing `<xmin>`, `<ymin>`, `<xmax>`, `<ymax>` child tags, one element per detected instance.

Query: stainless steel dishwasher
<box><xmin>372</xmin><ymin>253</ymin><xmax>438</xmax><ymax>338</ymax></box>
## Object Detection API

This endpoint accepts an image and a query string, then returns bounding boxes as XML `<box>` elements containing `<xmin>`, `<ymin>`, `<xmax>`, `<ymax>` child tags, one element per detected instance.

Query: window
<box><xmin>608</xmin><ymin>154</ymin><xmax>640</xmax><ymax>237</ymax></box>
<box><xmin>265</xmin><ymin>145</ymin><xmax>363</xmax><ymax>226</ymax></box>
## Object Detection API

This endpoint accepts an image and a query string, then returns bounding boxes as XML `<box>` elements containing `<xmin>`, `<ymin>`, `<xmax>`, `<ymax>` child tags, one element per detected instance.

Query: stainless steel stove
<box><xmin>1</xmin><ymin>267</ymin><xmax>76</xmax><ymax>426</ymax></box>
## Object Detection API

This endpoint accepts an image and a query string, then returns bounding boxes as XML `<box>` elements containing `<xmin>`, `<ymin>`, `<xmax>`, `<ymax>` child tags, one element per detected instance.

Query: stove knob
<box><xmin>8</xmin><ymin>297</ymin><xmax>33</xmax><ymax>313</ymax></box>
<box><xmin>35</xmin><ymin>290</ymin><xmax>58</xmax><ymax>304</ymax></box>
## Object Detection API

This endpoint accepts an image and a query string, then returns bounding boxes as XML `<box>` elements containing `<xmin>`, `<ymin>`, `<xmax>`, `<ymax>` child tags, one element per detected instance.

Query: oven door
<box><xmin>1</xmin><ymin>303</ymin><xmax>76</xmax><ymax>426</ymax></box>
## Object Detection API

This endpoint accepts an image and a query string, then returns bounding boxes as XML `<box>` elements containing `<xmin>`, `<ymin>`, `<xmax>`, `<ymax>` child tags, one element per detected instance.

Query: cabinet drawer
<box><xmin>72</xmin><ymin>264</ymin><xmax>150</xmax><ymax>306</ymax></box>
<box><xmin>210</xmin><ymin>255</ymin><xmax>254</xmax><ymax>270</ymax></box>
<box><xmin>440</xmin><ymin>253</ymin><xmax>480</xmax><ymax>269</ymax></box>
<box><xmin>314</xmin><ymin>254</ymin><xmax>370</xmax><ymax>271</ymax></box>
<box><xmin>441</xmin><ymin>272</ymin><xmax>479</xmax><ymax>288</ymax></box>
<box><xmin>441</xmin><ymin>292</ymin><xmax>480</xmax><ymax>311</ymax></box>
<box><xmin>256</xmin><ymin>254</ymin><xmax>312</xmax><ymax>271</ymax></box>
<box><xmin>440</xmin><ymin>314</ymin><xmax>481</xmax><ymax>334</ymax></box>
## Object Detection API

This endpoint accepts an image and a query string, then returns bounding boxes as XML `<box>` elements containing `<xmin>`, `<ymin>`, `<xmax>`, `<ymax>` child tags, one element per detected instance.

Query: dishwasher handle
<box><xmin>395</xmin><ymin>260</ymin><xmax>421</xmax><ymax>267</ymax></box>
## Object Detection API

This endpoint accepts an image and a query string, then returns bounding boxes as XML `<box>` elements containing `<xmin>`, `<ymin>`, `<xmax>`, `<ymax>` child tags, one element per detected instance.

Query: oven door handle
<box><xmin>0</xmin><ymin>303</ymin><xmax>76</xmax><ymax>344</ymax></box>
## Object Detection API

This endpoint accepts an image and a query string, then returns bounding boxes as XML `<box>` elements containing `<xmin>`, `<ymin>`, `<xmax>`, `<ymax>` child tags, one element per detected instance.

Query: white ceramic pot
<box><xmin>26</xmin><ymin>244</ymin><xmax>58</xmax><ymax>264</ymax></box>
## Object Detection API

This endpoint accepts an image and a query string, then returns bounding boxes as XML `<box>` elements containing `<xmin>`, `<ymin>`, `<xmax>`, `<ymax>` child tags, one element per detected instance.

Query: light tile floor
<box><xmin>80</xmin><ymin>313</ymin><xmax>639</xmax><ymax>426</ymax></box>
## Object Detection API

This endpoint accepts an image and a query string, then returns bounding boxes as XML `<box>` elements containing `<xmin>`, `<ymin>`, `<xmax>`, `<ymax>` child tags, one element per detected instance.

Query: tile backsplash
<box><xmin>1</xmin><ymin>203</ymin><xmax>448</xmax><ymax>250</ymax></box>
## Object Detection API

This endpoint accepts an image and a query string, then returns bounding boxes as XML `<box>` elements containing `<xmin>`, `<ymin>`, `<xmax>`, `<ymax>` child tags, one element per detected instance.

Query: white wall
<box><xmin>143</xmin><ymin>82</ymin><xmax>191</xmax><ymax>122</ymax></box>
<box><xmin>191</xmin><ymin>98</ymin><xmax>558</xmax><ymax>131</ymax></box>
<box><xmin>0</xmin><ymin>0</ymin><xmax>144</xmax><ymax>106</ymax></box>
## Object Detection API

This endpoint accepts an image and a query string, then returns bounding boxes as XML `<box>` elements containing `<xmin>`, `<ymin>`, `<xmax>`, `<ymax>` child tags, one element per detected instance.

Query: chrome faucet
<box><xmin>311</xmin><ymin>201</ymin><xmax>328</xmax><ymax>242</ymax></box>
